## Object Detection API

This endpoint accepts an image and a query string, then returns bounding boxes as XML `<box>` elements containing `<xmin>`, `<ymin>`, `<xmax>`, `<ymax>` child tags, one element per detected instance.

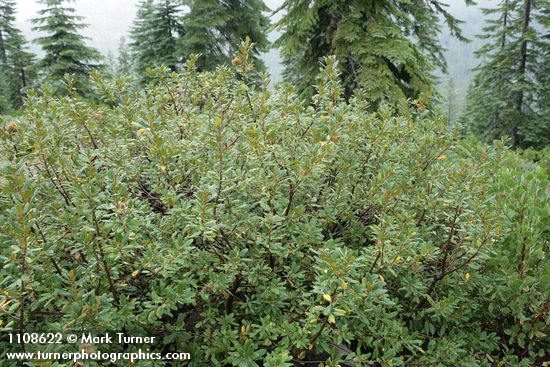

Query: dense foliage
<box><xmin>129</xmin><ymin>0</ymin><xmax>270</xmax><ymax>79</ymax></box>
<box><xmin>521</xmin><ymin>146</ymin><xmax>550</xmax><ymax>178</ymax></box>
<box><xmin>179</xmin><ymin>0</ymin><xmax>270</xmax><ymax>72</ymax></box>
<box><xmin>274</xmin><ymin>0</ymin><xmax>475</xmax><ymax>102</ymax></box>
<box><xmin>1</xmin><ymin>56</ymin><xmax>549</xmax><ymax>366</ymax></box>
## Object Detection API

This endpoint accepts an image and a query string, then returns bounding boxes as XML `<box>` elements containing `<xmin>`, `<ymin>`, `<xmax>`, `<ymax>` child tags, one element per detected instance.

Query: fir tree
<box><xmin>0</xmin><ymin>74</ymin><xmax>9</xmax><ymax>113</ymax></box>
<box><xmin>462</xmin><ymin>0</ymin><xmax>549</xmax><ymax>148</ymax></box>
<box><xmin>0</xmin><ymin>0</ymin><xmax>12</xmax><ymax>113</ymax></box>
<box><xmin>116</xmin><ymin>36</ymin><xmax>132</xmax><ymax>77</ymax></box>
<box><xmin>445</xmin><ymin>76</ymin><xmax>458</xmax><ymax>127</ymax></box>
<box><xmin>180</xmin><ymin>0</ymin><xmax>270</xmax><ymax>71</ymax></box>
<box><xmin>129</xmin><ymin>0</ymin><xmax>154</xmax><ymax>80</ymax></box>
<box><xmin>0</xmin><ymin>0</ymin><xmax>35</xmax><ymax>111</ymax></box>
<box><xmin>533</xmin><ymin>1</ymin><xmax>550</xmax><ymax>147</ymax></box>
<box><xmin>129</xmin><ymin>0</ymin><xmax>182</xmax><ymax>83</ymax></box>
<box><xmin>32</xmin><ymin>0</ymin><xmax>102</xmax><ymax>94</ymax></box>
<box><xmin>274</xmin><ymin>0</ymin><xmax>475</xmax><ymax>103</ymax></box>
<box><xmin>105</xmin><ymin>50</ymin><xmax>116</xmax><ymax>79</ymax></box>
<box><xmin>0</xmin><ymin>0</ymin><xmax>13</xmax><ymax>112</ymax></box>
<box><xmin>461</xmin><ymin>0</ymin><xmax>516</xmax><ymax>144</ymax></box>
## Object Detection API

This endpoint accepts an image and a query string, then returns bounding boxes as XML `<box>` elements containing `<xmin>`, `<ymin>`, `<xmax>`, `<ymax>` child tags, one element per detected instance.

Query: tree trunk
<box><xmin>494</xmin><ymin>0</ymin><xmax>509</xmax><ymax>132</ymax></box>
<box><xmin>501</xmin><ymin>0</ymin><xmax>509</xmax><ymax>49</ymax></box>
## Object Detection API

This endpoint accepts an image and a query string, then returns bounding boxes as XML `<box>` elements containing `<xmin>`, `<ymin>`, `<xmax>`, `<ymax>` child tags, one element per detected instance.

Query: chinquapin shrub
<box><xmin>0</xmin><ymin>54</ymin><xmax>549</xmax><ymax>366</ymax></box>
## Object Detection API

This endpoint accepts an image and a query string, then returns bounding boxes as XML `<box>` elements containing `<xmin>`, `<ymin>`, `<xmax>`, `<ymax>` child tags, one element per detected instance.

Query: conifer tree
<box><xmin>461</xmin><ymin>1</ymin><xmax>516</xmax><ymax>144</ymax></box>
<box><xmin>116</xmin><ymin>36</ymin><xmax>132</xmax><ymax>77</ymax></box>
<box><xmin>0</xmin><ymin>70</ymin><xmax>9</xmax><ymax>113</ymax></box>
<box><xmin>32</xmin><ymin>0</ymin><xmax>102</xmax><ymax>94</ymax></box>
<box><xmin>129</xmin><ymin>0</ymin><xmax>183</xmax><ymax>83</ymax></box>
<box><xmin>462</xmin><ymin>0</ymin><xmax>549</xmax><ymax>148</ymax></box>
<box><xmin>533</xmin><ymin>1</ymin><xmax>550</xmax><ymax>146</ymax></box>
<box><xmin>0</xmin><ymin>0</ymin><xmax>35</xmax><ymax>111</ymax></box>
<box><xmin>105</xmin><ymin>50</ymin><xmax>116</xmax><ymax>79</ymax></box>
<box><xmin>0</xmin><ymin>0</ymin><xmax>12</xmax><ymax>113</ymax></box>
<box><xmin>274</xmin><ymin>0</ymin><xmax>475</xmax><ymax>103</ymax></box>
<box><xmin>129</xmin><ymin>0</ymin><xmax>154</xmax><ymax>79</ymax></box>
<box><xmin>180</xmin><ymin>0</ymin><xmax>270</xmax><ymax>71</ymax></box>
<box><xmin>445</xmin><ymin>76</ymin><xmax>458</xmax><ymax>127</ymax></box>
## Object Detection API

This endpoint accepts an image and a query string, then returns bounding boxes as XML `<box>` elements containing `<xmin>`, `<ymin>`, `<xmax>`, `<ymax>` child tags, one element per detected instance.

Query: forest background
<box><xmin>11</xmin><ymin>0</ymin><xmax>490</xmax><ymax>121</ymax></box>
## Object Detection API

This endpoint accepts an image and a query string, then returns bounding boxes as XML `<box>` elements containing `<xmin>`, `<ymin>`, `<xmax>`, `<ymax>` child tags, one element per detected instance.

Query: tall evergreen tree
<box><xmin>32</xmin><ymin>0</ymin><xmax>102</xmax><ymax>94</ymax></box>
<box><xmin>461</xmin><ymin>1</ymin><xmax>517</xmax><ymax>144</ymax></box>
<box><xmin>0</xmin><ymin>0</ymin><xmax>13</xmax><ymax>113</ymax></box>
<box><xmin>129</xmin><ymin>0</ymin><xmax>183</xmax><ymax>83</ymax></box>
<box><xmin>0</xmin><ymin>0</ymin><xmax>35</xmax><ymax>111</ymax></box>
<box><xmin>180</xmin><ymin>0</ymin><xmax>270</xmax><ymax>71</ymax></box>
<box><xmin>116</xmin><ymin>36</ymin><xmax>132</xmax><ymax>77</ymax></box>
<box><xmin>105</xmin><ymin>50</ymin><xmax>116</xmax><ymax>79</ymax></box>
<box><xmin>462</xmin><ymin>0</ymin><xmax>549</xmax><ymax>148</ymax></box>
<box><xmin>129</xmin><ymin>0</ymin><xmax>154</xmax><ymax>80</ymax></box>
<box><xmin>274</xmin><ymin>0</ymin><xmax>475</xmax><ymax>103</ymax></box>
<box><xmin>445</xmin><ymin>76</ymin><xmax>458</xmax><ymax>127</ymax></box>
<box><xmin>533</xmin><ymin>1</ymin><xmax>550</xmax><ymax>146</ymax></box>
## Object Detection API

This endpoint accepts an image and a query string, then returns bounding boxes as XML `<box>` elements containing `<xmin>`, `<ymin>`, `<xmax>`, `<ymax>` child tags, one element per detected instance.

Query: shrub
<box><xmin>521</xmin><ymin>147</ymin><xmax>550</xmax><ymax>180</ymax></box>
<box><xmin>1</xmin><ymin>56</ymin><xmax>549</xmax><ymax>366</ymax></box>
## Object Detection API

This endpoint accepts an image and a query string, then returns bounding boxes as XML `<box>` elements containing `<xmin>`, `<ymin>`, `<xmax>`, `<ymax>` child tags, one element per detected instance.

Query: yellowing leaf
<box><xmin>241</xmin><ymin>325</ymin><xmax>246</xmax><ymax>335</ymax></box>
<box><xmin>438</xmin><ymin>155</ymin><xmax>447</xmax><ymax>161</ymax></box>
<box><xmin>328</xmin><ymin>314</ymin><xmax>336</xmax><ymax>324</ymax></box>
<box><xmin>465</xmin><ymin>272</ymin><xmax>471</xmax><ymax>281</ymax></box>
<box><xmin>68</xmin><ymin>269</ymin><xmax>76</xmax><ymax>282</ymax></box>
<box><xmin>535</xmin><ymin>330</ymin><xmax>547</xmax><ymax>338</ymax></box>
<box><xmin>132</xmin><ymin>270</ymin><xmax>139</xmax><ymax>277</ymax></box>
<box><xmin>379</xmin><ymin>274</ymin><xmax>385</xmax><ymax>282</ymax></box>
<box><xmin>298</xmin><ymin>351</ymin><xmax>306</xmax><ymax>359</ymax></box>
<box><xmin>335</xmin><ymin>308</ymin><xmax>347</xmax><ymax>316</ymax></box>
<box><xmin>340</xmin><ymin>281</ymin><xmax>348</xmax><ymax>290</ymax></box>
<box><xmin>323</xmin><ymin>294</ymin><xmax>332</xmax><ymax>302</ymax></box>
